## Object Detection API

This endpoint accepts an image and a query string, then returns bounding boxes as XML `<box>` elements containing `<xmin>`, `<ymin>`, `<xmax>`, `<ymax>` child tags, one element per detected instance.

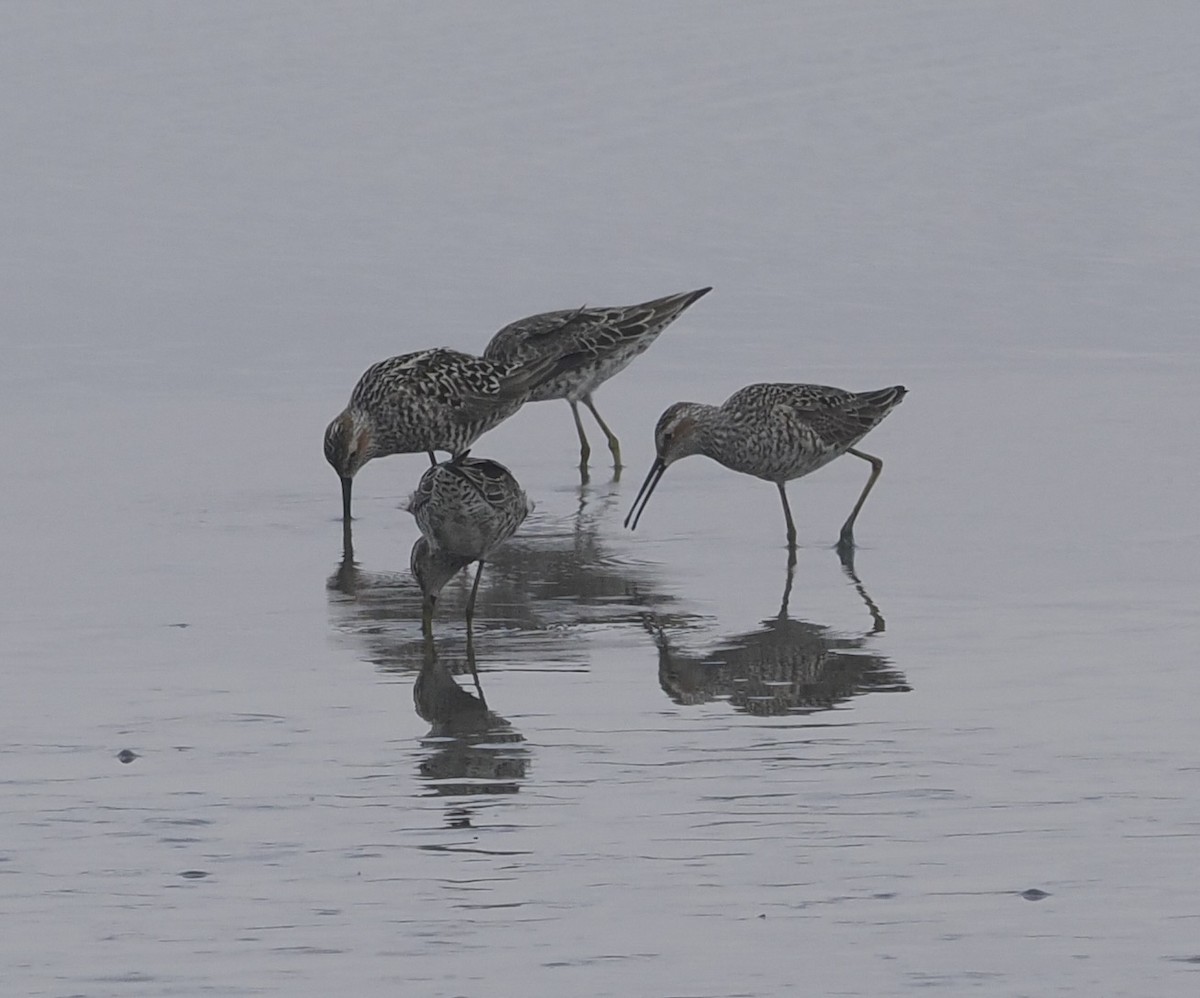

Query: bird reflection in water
<box><xmin>645</xmin><ymin>555</ymin><xmax>909</xmax><ymax>717</ymax></box>
<box><xmin>333</xmin><ymin>528</ymin><xmax>529</xmax><ymax>827</ymax></box>
<box><xmin>410</xmin><ymin>633</ymin><xmax>528</xmax><ymax>825</ymax></box>
<box><xmin>327</xmin><ymin>523</ymin><xmax>431</xmax><ymax>668</ymax></box>
<box><xmin>327</xmin><ymin>479</ymin><xmax>689</xmax><ymax>671</ymax></box>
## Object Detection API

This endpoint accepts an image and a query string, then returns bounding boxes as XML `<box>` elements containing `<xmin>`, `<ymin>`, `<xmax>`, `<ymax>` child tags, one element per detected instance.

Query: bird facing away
<box><xmin>482</xmin><ymin>287</ymin><xmax>712</xmax><ymax>471</ymax></box>
<box><xmin>406</xmin><ymin>455</ymin><xmax>533</xmax><ymax>632</ymax></box>
<box><xmin>324</xmin><ymin>346</ymin><xmax>571</xmax><ymax>521</ymax></box>
<box><xmin>624</xmin><ymin>383</ymin><xmax>906</xmax><ymax>552</ymax></box>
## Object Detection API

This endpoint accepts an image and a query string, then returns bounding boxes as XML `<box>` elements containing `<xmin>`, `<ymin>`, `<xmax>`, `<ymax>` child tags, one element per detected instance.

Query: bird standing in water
<box><xmin>483</xmin><ymin>288</ymin><xmax>712</xmax><ymax>472</ymax></box>
<box><xmin>324</xmin><ymin>347</ymin><xmax>569</xmax><ymax>521</ymax></box>
<box><xmin>625</xmin><ymin>382</ymin><xmax>906</xmax><ymax>552</ymax></box>
<box><xmin>407</xmin><ymin>455</ymin><xmax>533</xmax><ymax>632</ymax></box>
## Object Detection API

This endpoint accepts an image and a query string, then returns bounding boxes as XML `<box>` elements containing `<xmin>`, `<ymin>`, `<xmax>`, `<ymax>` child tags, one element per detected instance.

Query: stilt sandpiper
<box><xmin>406</xmin><ymin>455</ymin><xmax>533</xmax><ymax>631</ymax></box>
<box><xmin>625</xmin><ymin>383</ymin><xmax>906</xmax><ymax>551</ymax></box>
<box><xmin>324</xmin><ymin>347</ymin><xmax>571</xmax><ymax>520</ymax></box>
<box><xmin>483</xmin><ymin>288</ymin><xmax>712</xmax><ymax>471</ymax></box>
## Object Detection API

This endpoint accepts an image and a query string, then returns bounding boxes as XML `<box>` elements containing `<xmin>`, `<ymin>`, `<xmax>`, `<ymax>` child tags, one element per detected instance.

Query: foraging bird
<box><xmin>324</xmin><ymin>347</ymin><xmax>571</xmax><ymax>521</ymax></box>
<box><xmin>407</xmin><ymin>455</ymin><xmax>533</xmax><ymax>631</ymax></box>
<box><xmin>483</xmin><ymin>288</ymin><xmax>712</xmax><ymax>471</ymax></box>
<box><xmin>625</xmin><ymin>383</ymin><xmax>906</xmax><ymax>551</ymax></box>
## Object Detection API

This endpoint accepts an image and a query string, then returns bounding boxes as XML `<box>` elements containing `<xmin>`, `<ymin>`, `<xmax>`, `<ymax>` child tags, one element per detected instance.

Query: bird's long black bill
<box><xmin>624</xmin><ymin>458</ymin><xmax>666</xmax><ymax>531</ymax></box>
<box><xmin>340</xmin><ymin>476</ymin><xmax>353</xmax><ymax>522</ymax></box>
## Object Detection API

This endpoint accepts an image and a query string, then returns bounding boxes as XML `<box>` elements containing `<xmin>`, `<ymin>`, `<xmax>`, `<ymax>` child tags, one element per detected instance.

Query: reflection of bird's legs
<box><xmin>638</xmin><ymin>611</ymin><xmax>671</xmax><ymax>655</ymax></box>
<box><xmin>569</xmin><ymin>401</ymin><xmax>592</xmax><ymax>471</ymax></box>
<box><xmin>465</xmin><ymin>625</ymin><xmax>486</xmax><ymax>706</ymax></box>
<box><xmin>777</xmin><ymin>483</ymin><xmax>798</xmax><ymax>548</ymax></box>
<box><xmin>838</xmin><ymin>448</ymin><xmax>883</xmax><ymax>551</ymax></box>
<box><xmin>582</xmin><ymin>393</ymin><xmax>622</xmax><ymax>471</ymax></box>
<box><xmin>779</xmin><ymin>549</ymin><xmax>797</xmax><ymax>619</ymax></box>
<box><xmin>413</xmin><ymin>632</ymin><xmax>436</xmax><ymax>718</ymax></box>
<box><xmin>839</xmin><ymin>557</ymin><xmax>886</xmax><ymax>634</ymax></box>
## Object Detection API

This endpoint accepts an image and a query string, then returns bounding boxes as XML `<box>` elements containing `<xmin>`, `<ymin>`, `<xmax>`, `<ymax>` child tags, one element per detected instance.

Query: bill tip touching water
<box><xmin>409</xmin><ymin>536</ymin><xmax>473</xmax><ymax>630</ymax></box>
<box><xmin>323</xmin><ymin>407</ymin><xmax>374</xmax><ymax>521</ymax></box>
<box><xmin>325</xmin><ymin>288</ymin><xmax>713</xmax><ymax>521</ymax></box>
<box><xmin>324</xmin><ymin>345</ymin><xmax>586</xmax><ymax>521</ymax></box>
<box><xmin>322</xmin><ymin>287</ymin><xmax>908</xmax><ymax>646</ymax></box>
<box><xmin>406</xmin><ymin>455</ymin><xmax>533</xmax><ymax>633</ymax></box>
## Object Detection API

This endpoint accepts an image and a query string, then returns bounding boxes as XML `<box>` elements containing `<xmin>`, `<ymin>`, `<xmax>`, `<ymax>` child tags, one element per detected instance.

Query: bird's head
<box><xmin>653</xmin><ymin>402</ymin><xmax>707</xmax><ymax>465</ymax></box>
<box><xmin>410</xmin><ymin>537</ymin><xmax>472</xmax><ymax>621</ymax></box>
<box><xmin>625</xmin><ymin>402</ymin><xmax>710</xmax><ymax>533</ymax></box>
<box><xmin>323</xmin><ymin>408</ymin><xmax>374</xmax><ymax>479</ymax></box>
<box><xmin>324</xmin><ymin>408</ymin><xmax>375</xmax><ymax>521</ymax></box>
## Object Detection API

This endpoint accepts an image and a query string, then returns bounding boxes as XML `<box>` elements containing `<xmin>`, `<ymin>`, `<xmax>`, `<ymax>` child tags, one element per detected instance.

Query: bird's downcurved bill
<box><xmin>624</xmin><ymin>458</ymin><xmax>666</xmax><ymax>531</ymax></box>
<box><xmin>340</xmin><ymin>476</ymin><xmax>353</xmax><ymax>522</ymax></box>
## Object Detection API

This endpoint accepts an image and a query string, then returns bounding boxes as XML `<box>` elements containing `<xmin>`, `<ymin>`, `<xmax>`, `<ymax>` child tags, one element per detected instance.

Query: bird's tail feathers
<box><xmin>857</xmin><ymin>385</ymin><xmax>907</xmax><ymax>413</ymax></box>
<box><xmin>606</xmin><ymin>287</ymin><xmax>712</xmax><ymax>344</ymax></box>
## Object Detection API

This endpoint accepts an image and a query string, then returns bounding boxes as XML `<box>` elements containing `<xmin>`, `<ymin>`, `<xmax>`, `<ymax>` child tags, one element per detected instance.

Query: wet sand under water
<box><xmin>4</xmin><ymin>354</ymin><xmax>1199</xmax><ymax>997</ymax></box>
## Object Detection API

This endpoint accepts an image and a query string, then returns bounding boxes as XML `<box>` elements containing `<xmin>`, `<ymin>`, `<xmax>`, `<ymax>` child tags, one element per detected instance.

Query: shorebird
<box><xmin>324</xmin><ymin>347</ymin><xmax>571</xmax><ymax>521</ymax></box>
<box><xmin>406</xmin><ymin>455</ymin><xmax>533</xmax><ymax>631</ymax></box>
<box><xmin>483</xmin><ymin>288</ymin><xmax>712</xmax><ymax>471</ymax></box>
<box><xmin>625</xmin><ymin>383</ymin><xmax>906</xmax><ymax>551</ymax></box>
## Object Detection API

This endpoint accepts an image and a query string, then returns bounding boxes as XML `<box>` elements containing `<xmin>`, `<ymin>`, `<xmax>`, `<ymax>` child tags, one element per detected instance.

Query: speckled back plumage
<box><xmin>628</xmin><ymin>380</ymin><xmax>907</xmax><ymax>547</ymax></box>
<box><xmin>693</xmin><ymin>383</ymin><xmax>906</xmax><ymax>482</ymax></box>
<box><xmin>408</xmin><ymin>456</ymin><xmax>533</xmax><ymax>560</ymax></box>
<box><xmin>347</xmin><ymin>348</ymin><xmax>541</xmax><ymax>458</ymax></box>
<box><xmin>483</xmin><ymin>288</ymin><xmax>711</xmax><ymax>402</ymax></box>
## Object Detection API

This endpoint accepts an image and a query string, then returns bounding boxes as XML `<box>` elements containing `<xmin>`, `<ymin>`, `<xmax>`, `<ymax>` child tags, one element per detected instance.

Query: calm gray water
<box><xmin>3</xmin><ymin>3</ymin><xmax>1198</xmax><ymax>996</ymax></box>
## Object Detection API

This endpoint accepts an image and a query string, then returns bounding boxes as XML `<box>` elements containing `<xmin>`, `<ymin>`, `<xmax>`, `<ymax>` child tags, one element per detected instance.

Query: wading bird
<box><xmin>625</xmin><ymin>382</ymin><xmax>906</xmax><ymax>552</ymax></box>
<box><xmin>324</xmin><ymin>347</ymin><xmax>574</xmax><ymax>521</ymax></box>
<box><xmin>483</xmin><ymin>288</ymin><xmax>712</xmax><ymax>472</ymax></box>
<box><xmin>407</xmin><ymin>455</ymin><xmax>533</xmax><ymax>632</ymax></box>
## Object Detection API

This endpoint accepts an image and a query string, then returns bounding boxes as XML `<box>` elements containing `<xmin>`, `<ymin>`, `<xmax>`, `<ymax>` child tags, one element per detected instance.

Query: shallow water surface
<box><xmin>3</xmin><ymin>4</ymin><xmax>1199</xmax><ymax>997</ymax></box>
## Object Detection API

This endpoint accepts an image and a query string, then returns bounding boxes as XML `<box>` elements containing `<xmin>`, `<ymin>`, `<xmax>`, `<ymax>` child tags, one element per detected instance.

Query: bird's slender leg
<box><xmin>427</xmin><ymin>451</ymin><xmax>437</xmax><ymax>466</ymax></box>
<box><xmin>569</xmin><ymin>401</ymin><xmax>592</xmax><ymax>469</ymax></box>
<box><xmin>464</xmin><ymin>560</ymin><xmax>485</xmax><ymax>627</ymax></box>
<box><xmin>777</xmin><ymin>482</ymin><xmax>798</xmax><ymax>549</ymax></box>
<box><xmin>581</xmin><ymin>393</ymin><xmax>622</xmax><ymax>470</ymax></box>
<box><xmin>838</xmin><ymin>448</ymin><xmax>884</xmax><ymax>550</ymax></box>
